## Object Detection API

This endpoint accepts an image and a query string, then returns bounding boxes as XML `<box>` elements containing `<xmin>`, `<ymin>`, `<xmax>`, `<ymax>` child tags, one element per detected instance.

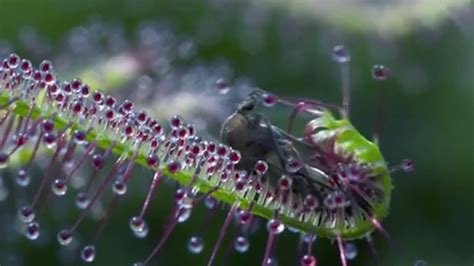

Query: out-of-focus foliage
<box><xmin>0</xmin><ymin>0</ymin><xmax>472</xmax><ymax>266</ymax></box>
<box><xmin>261</xmin><ymin>0</ymin><xmax>472</xmax><ymax>34</ymax></box>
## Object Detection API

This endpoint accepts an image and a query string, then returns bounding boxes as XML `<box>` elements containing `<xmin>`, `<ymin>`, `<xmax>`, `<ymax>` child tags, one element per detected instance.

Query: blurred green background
<box><xmin>0</xmin><ymin>0</ymin><xmax>472</xmax><ymax>266</ymax></box>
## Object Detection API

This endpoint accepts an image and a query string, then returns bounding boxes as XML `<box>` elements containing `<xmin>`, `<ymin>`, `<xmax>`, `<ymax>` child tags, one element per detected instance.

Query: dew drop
<box><xmin>323</xmin><ymin>194</ymin><xmax>336</xmax><ymax>210</ymax></box>
<box><xmin>344</xmin><ymin>242</ymin><xmax>357</xmax><ymax>260</ymax></box>
<box><xmin>25</xmin><ymin>222</ymin><xmax>40</xmax><ymax>240</ymax></box>
<box><xmin>14</xmin><ymin>133</ymin><xmax>28</xmax><ymax>147</ymax></box>
<box><xmin>92</xmin><ymin>91</ymin><xmax>103</xmax><ymax>104</ymax></box>
<box><xmin>57</xmin><ymin>229</ymin><xmax>73</xmax><ymax>246</ymax></box>
<box><xmin>105</xmin><ymin>95</ymin><xmax>116</xmax><ymax>107</ymax></box>
<box><xmin>204</xmin><ymin>195</ymin><xmax>218</xmax><ymax>209</ymax></box>
<box><xmin>266</xmin><ymin>219</ymin><xmax>284</xmax><ymax>234</ymax></box>
<box><xmin>112</xmin><ymin>180</ymin><xmax>127</xmax><ymax>195</ymax></box>
<box><xmin>43</xmin><ymin>133</ymin><xmax>57</xmax><ymax>149</ymax></box>
<box><xmin>18</xmin><ymin>205</ymin><xmax>35</xmax><ymax>223</ymax></box>
<box><xmin>16</xmin><ymin>169</ymin><xmax>30</xmax><ymax>187</ymax></box>
<box><xmin>146</xmin><ymin>154</ymin><xmax>159</xmax><ymax>168</ymax></box>
<box><xmin>278</xmin><ymin>175</ymin><xmax>293</xmax><ymax>190</ymax></box>
<box><xmin>303</xmin><ymin>195</ymin><xmax>319</xmax><ymax>210</ymax></box>
<box><xmin>372</xmin><ymin>65</ymin><xmax>390</xmax><ymax>81</ymax></box>
<box><xmin>239</xmin><ymin>211</ymin><xmax>252</xmax><ymax>225</ymax></box>
<box><xmin>300</xmin><ymin>255</ymin><xmax>316</xmax><ymax>266</ymax></box>
<box><xmin>52</xmin><ymin>179</ymin><xmax>68</xmax><ymax>196</ymax></box>
<box><xmin>20</xmin><ymin>59</ymin><xmax>32</xmax><ymax>73</ymax></box>
<box><xmin>333</xmin><ymin>191</ymin><xmax>347</xmax><ymax>208</ymax></box>
<box><xmin>177</xmin><ymin>207</ymin><xmax>192</xmax><ymax>223</ymax></box>
<box><xmin>187</xmin><ymin>236</ymin><xmax>204</xmax><ymax>254</ymax></box>
<box><xmin>75</xmin><ymin>192</ymin><xmax>90</xmax><ymax>209</ymax></box>
<box><xmin>80</xmin><ymin>245</ymin><xmax>96</xmax><ymax>263</ymax></box>
<box><xmin>133</xmin><ymin>262</ymin><xmax>144</xmax><ymax>266</ymax></box>
<box><xmin>170</xmin><ymin>114</ymin><xmax>184</xmax><ymax>129</ymax></box>
<box><xmin>264</xmin><ymin>257</ymin><xmax>278</xmax><ymax>266</ymax></box>
<box><xmin>175</xmin><ymin>188</ymin><xmax>192</xmax><ymax>208</ymax></box>
<box><xmin>254</xmin><ymin>160</ymin><xmax>268</xmax><ymax>175</ymax></box>
<box><xmin>229</xmin><ymin>150</ymin><xmax>241</xmax><ymax>165</ymax></box>
<box><xmin>0</xmin><ymin>152</ymin><xmax>10</xmax><ymax>168</ymax></box>
<box><xmin>234</xmin><ymin>236</ymin><xmax>250</xmax><ymax>253</ymax></box>
<box><xmin>122</xmin><ymin>100</ymin><xmax>134</xmax><ymax>113</ymax></box>
<box><xmin>133</xmin><ymin>223</ymin><xmax>149</xmax><ymax>239</ymax></box>
<box><xmin>167</xmin><ymin>160</ymin><xmax>182</xmax><ymax>174</ymax></box>
<box><xmin>332</xmin><ymin>45</ymin><xmax>351</xmax><ymax>63</ymax></box>
<box><xmin>262</xmin><ymin>93</ymin><xmax>277</xmax><ymax>107</ymax></box>
<box><xmin>216</xmin><ymin>144</ymin><xmax>228</xmax><ymax>157</ymax></box>
<box><xmin>129</xmin><ymin>216</ymin><xmax>146</xmax><ymax>233</ymax></box>
<box><xmin>402</xmin><ymin>159</ymin><xmax>414</xmax><ymax>172</ymax></box>
<box><xmin>216</xmin><ymin>78</ymin><xmax>231</xmax><ymax>95</ymax></box>
<box><xmin>39</xmin><ymin>60</ymin><xmax>53</xmax><ymax>73</ymax></box>
<box><xmin>7</xmin><ymin>53</ymin><xmax>20</xmax><ymax>68</ymax></box>
<box><xmin>73</xmin><ymin>130</ymin><xmax>87</xmax><ymax>144</ymax></box>
<box><xmin>92</xmin><ymin>154</ymin><xmax>105</xmax><ymax>170</ymax></box>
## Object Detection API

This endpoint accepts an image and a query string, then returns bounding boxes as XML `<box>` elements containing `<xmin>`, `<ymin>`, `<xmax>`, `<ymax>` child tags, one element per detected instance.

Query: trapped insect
<box><xmin>219</xmin><ymin>45</ymin><xmax>414</xmax><ymax>265</ymax></box>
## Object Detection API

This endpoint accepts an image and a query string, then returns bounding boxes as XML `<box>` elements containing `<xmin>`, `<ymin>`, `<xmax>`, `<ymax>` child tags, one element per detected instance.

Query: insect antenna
<box><xmin>277</xmin><ymin>97</ymin><xmax>339</xmax><ymax>134</ymax></box>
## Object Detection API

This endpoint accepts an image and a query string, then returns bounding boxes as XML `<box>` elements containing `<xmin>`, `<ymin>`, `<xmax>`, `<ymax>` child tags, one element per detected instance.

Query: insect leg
<box><xmin>277</xmin><ymin>98</ymin><xmax>339</xmax><ymax>134</ymax></box>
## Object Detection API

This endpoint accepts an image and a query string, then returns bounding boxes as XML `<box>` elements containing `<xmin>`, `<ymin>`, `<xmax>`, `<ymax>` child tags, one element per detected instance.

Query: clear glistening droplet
<box><xmin>57</xmin><ymin>229</ymin><xmax>73</xmax><ymax>246</ymax></box>
<box><xmin>25</xmin><ymin>222</ymin><xmax>40</xmax><ymax>240</ymax></box>
<box><xmin>332</xmin><ymin>45</ymin><xmax>351</xmax><ymax>63</ymax></box>
<box><xmin>80</xmin><ymin>245</ymin><xmax>96</xmax><ymax>263</ymax></box>
<box><xmin>18</xmin><ymin>205</ymin><xmax>35</xmax><ymax>223</ymax></box>
<box><xmin>177</xmin><ymin>207</ymin><xmax>192</xmax><ymax>223</ymax></box>
<box><xmin>187</xmin><ymin>236</ymin><xmax>204</xmax><ymax>254</ymax></box>
<box><xmin>300</xmin><ymin>254</ymin><xmax>316</xmax><ymax>266</ymax></box>
<box><xmin>266</xmin><ymin>219</ymin><xmax>284</xmax><ymax>234</ymax></box>
<box><xmin>372</xmin><ymin>65</ymin><xmax>390</xmax><ymax>81</ymax></box>
<box><xmin>16</xmin><ymin>169</ymin><xmax>30</xmax><ymax>187</ymax></box>
<box><xmin>216</xmin><ymin>78</ymin><xmax>231</xmax><ymax>95</ymax></box>
<box><xmin>75</xmin><ymin>192</ymin><xmax>90</xmax><ymax>209</ymax></box>
<box><xmin>344</xmin><ymin>242</ymin><xmax>358</xmax><ymax>260</ymax></box>
<box><xmin>264</xmin><ymin>257</ymin><xmax>278</xmax><ymax>266</ymax></box>
<box><xmin>129</xmin><ymin>216</ymin><xmax>146</xmax><ymax>233</ymax></box>
<box><xmin>234</xmin><ymin>236</ymin><xmax>249</xmax><ymax>253</ymax></box>
<box><xmin>133</xmin><ymin>223</ymin><xmax>149</xmax><ymax>239</ymax></box>
<box><xmin>52</xmin><ymin>179</ymin><xmax>68</xmax><ymax>196</ymax></box>
<box><xmin>112</xmin><ymin>180</ymin><xmax>127</xmax><ymax>195</ymax></box>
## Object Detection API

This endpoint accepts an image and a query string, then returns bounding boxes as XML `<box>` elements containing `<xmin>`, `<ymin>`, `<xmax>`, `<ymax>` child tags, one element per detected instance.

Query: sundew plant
<box><xmin>0</xmin><ymin>1</ymin><xmax>472</xmax><ymax>266</ymax></box>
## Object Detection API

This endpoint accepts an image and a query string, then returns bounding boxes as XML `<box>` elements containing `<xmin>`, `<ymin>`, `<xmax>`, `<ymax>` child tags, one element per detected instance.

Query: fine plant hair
<box><xmin>0</xmin><ymin>47</ymin><xmax>413</xmax><ymax>266</ymax></box>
